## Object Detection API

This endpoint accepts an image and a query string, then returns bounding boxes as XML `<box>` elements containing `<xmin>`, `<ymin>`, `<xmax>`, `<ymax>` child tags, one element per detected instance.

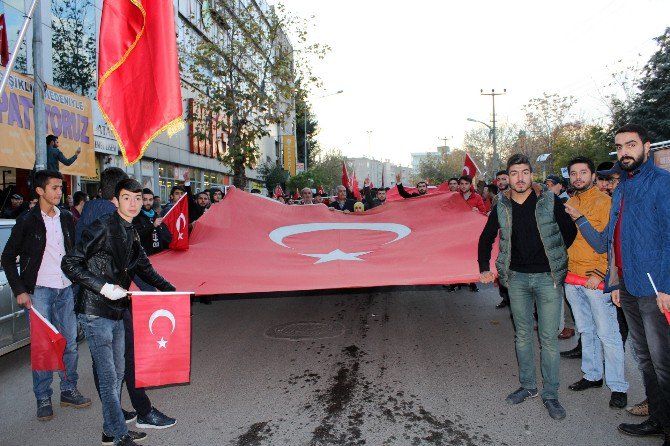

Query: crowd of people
<box><xmin>479</xmin><ymin>124</ymin><xmax>669</xmax><ymax>446</ymax></box>
<box><xmin>1</xmin><ymin>125</ymin><xmax>668</xmax><ymax>446</ymax></box>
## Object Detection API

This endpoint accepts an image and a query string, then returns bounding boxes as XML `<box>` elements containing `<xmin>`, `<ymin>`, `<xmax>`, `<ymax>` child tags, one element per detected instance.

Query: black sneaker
<box><xmin>123</xmin><ymin>409</ymin><xmax>137</xmax><ymax>424</ymax></box>
<box><xmin>609</xmin><ymin>391</ymin><xmax>627</xmax><ymax>409</ymax></box>
<box><xmin>102</xmin><ymin>430</ymin><xmax>147</xmax><ymax>445</ymax></box>
<box><xmin>36</xmin><ymin>397</ymin><xmax>53</xmax><ymax>421</ymax></box>
<box><xmin>136</xmin><ymin>407</ymin><xmax>176</xmax><ymax>429</ymax></box>
<box><xmin>115</xmin><ymin>434</ymin><xmax>144</xmax><ymax>446</ymax></box>
<box><xmin>60</xmin><ymin>388</ymin><xmax>92</xmax><ymax>408</ymax></box>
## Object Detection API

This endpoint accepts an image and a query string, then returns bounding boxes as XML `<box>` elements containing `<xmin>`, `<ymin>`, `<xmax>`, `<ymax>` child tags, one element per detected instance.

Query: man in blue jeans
<box><xmin>478</xmin><ymin>154</ymin><xmax>577</xmax><ymax>420</ymax></box>
<box><xmin>564</xmin><ymin>156</ymin><xmax>628</xmax><ymax>408</ymax></box>
<box><xmin>1</xmin><ymin>170</ymin><xmax>91</xmax><ymax>420</ymax></box>
<box><xmin>63</xmin><ymin>178</ymin><xmax>175</xmax><ymax>446</ymax></box>
<box><xmin>565</xmin><ymin>124</ymin><xmax>670</xmax><ymax>446</ymax></box>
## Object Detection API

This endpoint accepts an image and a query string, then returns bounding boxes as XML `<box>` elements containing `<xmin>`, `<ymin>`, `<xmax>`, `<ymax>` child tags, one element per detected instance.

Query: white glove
<box><xmin>100</xmin><ymin>283</ymin><xmax>128</xmax><ymax>300</ymax></box>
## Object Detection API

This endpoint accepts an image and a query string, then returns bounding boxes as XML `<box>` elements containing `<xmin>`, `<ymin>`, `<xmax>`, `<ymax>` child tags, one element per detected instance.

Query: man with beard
<box><xmin>494</xmin><ymin>170</ymin><xmax>511</xmax><ymax>309</ymax></box>
<box><xmin>395</xmin><ymin>173</ymin><xmax>427</xmax><ymax>198</ymax></box>
<box><xmin>479</xmin><ymin>153</ymin><xmax>577</xmax><ymax>420</ymax></box>
<box><xmin>565</xmin><ymin>124</ymin><xmax>670</xmax><ymax>446</ymax></box>
<box><xmin>563</xmin><ymin>157</ymin><xmax>627</xmax><ymax>409</ymax></box>
<box><xmin>134</xmin><ymin>189</ymin><xmax>171</xmax><ymax>260</ymax></box>
<box><xmin>363</xmin><ymin>178</ymin><xmax>387</xmax><ymax>209</ymax></box>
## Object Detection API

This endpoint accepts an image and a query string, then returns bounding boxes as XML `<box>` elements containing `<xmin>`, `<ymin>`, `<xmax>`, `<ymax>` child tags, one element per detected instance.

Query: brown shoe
<box><xmin>626</xmin><ymin>399</ymin><xmax>649</xmax><ymax>416</ymax></box>
<box><xmin>558</xmin><ymin>327</ymin><xmax>575</xmax><ymax>339</ymax></box>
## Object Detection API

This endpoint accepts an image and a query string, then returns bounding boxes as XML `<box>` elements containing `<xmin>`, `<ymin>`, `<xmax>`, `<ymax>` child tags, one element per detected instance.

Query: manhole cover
<box><xmin>265</xmin><ymin>321</ymin><xmax>345</xmax><ymax>340</ymax></box>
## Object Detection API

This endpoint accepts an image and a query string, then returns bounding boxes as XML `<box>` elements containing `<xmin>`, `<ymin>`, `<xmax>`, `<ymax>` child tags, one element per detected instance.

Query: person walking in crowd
<box><xmin>447</xmin><ymin>177</ymin><xmax>459</xmax><ymax>192</ymax></box>
<box><xmin>396</xmin><ymin>173</ymin><xmax>428</xmax><ymax>198</ymax></box>
<box><xmin>1</xmin><ymin>170</ymin><xmax>91</xmax><ymax>421</ymax></box>
<box><xmin>595</xmin><ymin>161</ymin><xmax>614</xmax><ymax>194</ymax></box>
<box><xmin>134</xmin><ymin>189</ymin><xmax>171</xmax><ymax>262</ymax></box>
<box><xmin>479</xmin><ymin>153</ymin><xmax>577</xmax><ymax>420</ymax></box>
<box><xmin>544</xmin><ymin>175</ymin><xmax>569</xmax><ymax>203</ymax></box>
<box><xmin>161</xmin><ymin>185</ymin><xmax>186</xmax><ymax>215</ymax></box>
<box><xmin>328</xmin><ymin>185</ymin><xmax>355</xmax><ymax>212</ymax></box>
<box><xmin>2</xmin><ymin>193</ymin><xmax>25</xmax><ymax>218</ymax></box>
<box><xmin>76</xmin><ymin>168</ymin><xmax>128</xmax><ymax>243</ymax></box>
<box><xmin>62</xmin><ymin>178</ymin><xmax>176</xmax><ymax>446</ymax></box>
<box><xmin>458</xmin><ymin>175</ymin><xmax>487</xmax><ymax>213</ymax></box>
<box><xmin>494</xmin><ymin>170</ymin><xmax>511</xmax><ymax>309</ymax></box>
<box><xmin>563</xmin><ymin>156</ymin><xmax>628</xmax><ymax>409</ymax></box>
<box><xmin>301</xmin><ymin>187</ymin><xmax>315</xmax><ymax>205</ymax></box>
<box><xmin>46</xmin><ymin>135</ymin><xmax>81</xmax><ymax>172</ymax></box>
<box><xmin>565</xmin><ymin>124</ymin><xmax>670</xmax><ymax>446</ymax></box>
<box><xmin>209</xmin><ymin>187</ymin><xmax>224</xmax><ymax>204</ymax></box>
<box><xmin>363</xmin><ymin>178</ymin><xmax>387</xmax><ymax>209</ymax></box>
<box><xmin>495</xmin><ymin>170</ymin><xmax>510</xmax><ymax>194</ymax></box>
<box><xmin>70</xmin><ymin>191</ymin><xmax>88</xmax><ymax>225</ymax></box>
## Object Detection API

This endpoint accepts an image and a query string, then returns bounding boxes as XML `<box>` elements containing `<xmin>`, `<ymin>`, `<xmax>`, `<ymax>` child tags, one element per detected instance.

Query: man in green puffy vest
<box><xmin>478</xmin><ymin>153</ymin><xmax>577</xmax><ymax>420</ymax></box>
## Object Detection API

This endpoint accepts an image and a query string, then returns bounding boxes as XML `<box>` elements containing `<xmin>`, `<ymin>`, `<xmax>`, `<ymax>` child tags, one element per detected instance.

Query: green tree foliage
<box><xmin>51</xmin><ymin>0</ymin><xmax>96</xmax><ymax>96</ymax></box>
<box><xmin>462</xmin><ymin>124</ymin><xmax>520</xmax><ymax>179</ymax></box>
<box><xmin>183</xmin><ymin>2</ymin><xmax>328</xmax><ymax>188</ymax></box>
<box><xmin>287</xmin><ymin>151</ymin><xmax>345</xmax><ymax>194</ymax></box>
<box><xmin>551</xmin><ymin>123</ymin><xmax>612</xmax><ymax>172</ymax></box>
<box><xmin>628</xmin><ymin>27</ymin><xmax>670</xmax><ymax>141</ymax></box>
<box><xmin>257</xmin><ymin>162</ymin><xmax>288</xmax><ymax>196</ymax></box>
<box><xmin>295</xmin><ymin>81</ymin><xmax>320</xmax><ymax>166</ymax></box>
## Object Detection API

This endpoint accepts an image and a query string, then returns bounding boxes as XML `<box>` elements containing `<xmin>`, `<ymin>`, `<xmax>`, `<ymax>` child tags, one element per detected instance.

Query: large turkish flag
<box><xmin>131</xmin><ymin>292</ymin><xmax>191</xmax><ymax>387</ymax></box>
<box><xmin>149</xmin><ymin>188</ymin><xmax>496</xmax><ymax>295</ymax></box>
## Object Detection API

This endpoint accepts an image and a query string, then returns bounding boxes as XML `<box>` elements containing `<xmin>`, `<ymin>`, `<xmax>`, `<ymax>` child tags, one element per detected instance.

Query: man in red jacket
<box><xmin>459</xmin><ymin>175</ymin><xmax>487</xmax><ymax>213</ymax></box>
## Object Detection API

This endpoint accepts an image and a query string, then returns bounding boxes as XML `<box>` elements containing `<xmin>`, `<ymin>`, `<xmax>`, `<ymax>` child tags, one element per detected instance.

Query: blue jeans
<box><xmin>620</xmin><ymin>287</ymin><xmax>670</xmax><ymax>431</ymax></box>
<box><xmin>79</xmin><ymin>314</ymin><xmax>128</xmax><ymax>440</ymax></box>
<box><xmin>507</xmin><ymin>271</ymin><xmax>562</xmax><ymax>400</ymax></box>
<box><xmin>29</xmin><ymin>286</ymin><xmax>79</xmax><ymax>400</ymax></box>
<box><xmin>564</xmin><ymin>284</ymin><xmax>628</xmax><ymax>392</ymax></box>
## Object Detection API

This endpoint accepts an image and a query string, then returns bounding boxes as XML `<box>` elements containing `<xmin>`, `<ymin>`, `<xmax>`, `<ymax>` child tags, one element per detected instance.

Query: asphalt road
<box><xmin>0</xmin><ymin>285</ymin><xmax>657</xmax><ymax>446</ymax></box>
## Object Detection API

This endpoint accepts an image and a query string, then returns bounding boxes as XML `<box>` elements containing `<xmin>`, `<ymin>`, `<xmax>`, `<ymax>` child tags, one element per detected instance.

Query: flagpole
<box><xmin>0</xmin><ymin>0</ymin><xmax>40</xmax><ymax>99</ymax></box>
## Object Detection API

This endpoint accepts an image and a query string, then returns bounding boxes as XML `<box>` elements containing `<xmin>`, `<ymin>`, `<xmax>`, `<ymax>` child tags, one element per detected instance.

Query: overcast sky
<box><xmin>279</xmin><ymin>0</ymin><xmax>670</xmax><ymax>166</ymax></box>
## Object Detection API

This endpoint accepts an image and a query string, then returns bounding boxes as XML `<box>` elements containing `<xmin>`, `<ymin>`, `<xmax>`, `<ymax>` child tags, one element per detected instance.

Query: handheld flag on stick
<box><xmin>30</xmin><ymin>307</ymin><xmax>66</xmax><ymax>372</ymax></box>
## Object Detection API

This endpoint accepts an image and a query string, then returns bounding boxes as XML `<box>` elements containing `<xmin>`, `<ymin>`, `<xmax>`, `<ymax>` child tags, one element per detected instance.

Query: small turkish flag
<box><xmin>131</xmin><ymin>291</ymin><xmax>192</xmax><ymax>387</ymax></box>
<box><xmin>162</xmin><ymin>194</ymin><xmax>189</xmax><ymax>250</ymax></box>
<box><xmin>462</xmin><ymin>154</ymin><xmax>479</xmax><ymax>178</ymax></box>
<box><xmin>30</xmin><ymin>308</ymin><xmax>66</xmax><ymax>372</ymax></box>
<box><xmin>564</xmin><ymin>272</ymin><xmax>604</xmax><ymax>290</ymax></box>
<box><xmin>274</xmin><ymin>184</ymin><xmax>283</xmax><ymax>198</ymax></box>
<box><xmin>351</xmin><ymin>172</ymin><xmax>362</xmax><ymax>200</ymax></box>
<box><xmin>342</xmin><ymin>161</ymin><xmax>351</xmax><ymax>191</ymax></box>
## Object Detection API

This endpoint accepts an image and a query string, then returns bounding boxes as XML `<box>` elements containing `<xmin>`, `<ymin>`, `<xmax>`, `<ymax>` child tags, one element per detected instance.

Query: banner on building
<box><xmin>282</xmin><ymin>135</ymin><xmax>297</xmax><ymax>176</ymax></box>
<box><xmin>0</xmin><ymin>68</ymin><xmax>95</xmax><ymax>176</ymax></box>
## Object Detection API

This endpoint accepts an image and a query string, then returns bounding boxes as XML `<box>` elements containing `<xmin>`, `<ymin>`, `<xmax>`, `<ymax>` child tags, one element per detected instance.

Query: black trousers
<box><xmin>620</xmin><ymin>285</ymin><xmax>670</xmax><ymax>432</ymax></box>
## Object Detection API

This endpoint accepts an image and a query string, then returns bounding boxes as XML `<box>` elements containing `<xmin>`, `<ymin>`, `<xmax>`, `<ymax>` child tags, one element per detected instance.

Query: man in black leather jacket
<box><xmin>62</xmin><ymin>178</ymin><xmax>175</xmax><ymax>446</ymax></box>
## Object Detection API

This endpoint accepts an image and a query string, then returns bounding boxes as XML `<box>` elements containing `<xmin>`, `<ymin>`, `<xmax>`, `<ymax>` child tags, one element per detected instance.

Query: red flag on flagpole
<box><xmin>162</xmin><ymin>194</ymin><xmax>189</xmax><ymax>250</ymax></box>
<box><xmin>342</xmin><ymin>161</ymin><xmax>351</xmax><ymax>191</ymax></box>
<box><xmin>131</xmin><ymin>292</ymin><xmax>192</xmax><ymax>387</ymax></box>
<box><xmin>351</xmin><ymin>172</ymin><xmax>362</xmax><ymax>200</ymax></box>
<box><xmin>462</xmin><ymin>154</ymin><xmax>480</xmax><ymax>179</ymax></box>
<box><xmin>30</xmin><ymin>308</ymin><xmax>66</xmax><ymax>372</ymax></box>
<box><xmin>274</xmin><ymin>184</ymin><xmax>283</xmax><ymax>198</ymax></box>
<box><xmin>98</xmin><ymin>0</ymin><xmax>184</xmax><ymax>165</ymax></box>
<box><xmin>0</xmin><ymin>14</ymin><xmax>9</xmax><ymax>66</ymax></box>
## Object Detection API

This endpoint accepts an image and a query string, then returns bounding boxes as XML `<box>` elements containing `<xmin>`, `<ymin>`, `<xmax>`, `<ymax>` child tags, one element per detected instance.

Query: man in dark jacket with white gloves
<box><xmin>62</xmin><ymin>178</ymin><xmax>175</xmax><ymax>446</ymax></box>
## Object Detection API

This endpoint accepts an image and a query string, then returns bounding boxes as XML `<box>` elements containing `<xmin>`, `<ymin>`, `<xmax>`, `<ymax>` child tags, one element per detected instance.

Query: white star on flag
<box><xmin>301</xmin><ymin>249</ymin><xmax>371</xmax><ymax>264</ymax></box>
<box><xmin>157</xmin><ymin>337</ymin><xmax>167</xmax><ymax>349</ymax></box>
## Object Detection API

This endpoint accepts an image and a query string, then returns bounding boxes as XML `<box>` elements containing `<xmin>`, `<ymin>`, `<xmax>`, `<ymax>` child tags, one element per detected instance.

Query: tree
<box><xmin>51</xmin><ymin>0</ymin><xmax>97</xmax><ymax>96</ymax></box>
<box><xmin>521</xmin><ymin>93</ymin><xmax>577</xmax><ymax>172</ymax></box>
<box><xmin>295</xmin><ymin>81</ymin><xmax>320</xmax><ymax>167</ymax></box>
<box><xmin>257</xmin><ymin>161</ymin><xmax>288</xmax><ymax>196</ymax></box>
<box><xmin>183</xmin><ymin>2</ymin><xmax>328</xmax><ymax>188</ymax></box>
<box><xmin>462</xmin><ymin>124</ymin><xmax>519</xmax><ymax>179</ymax></box>
<box><xmin>551</xmin><ymin>123</ymin><xmax>611</xmax><ymax>173</ymax></box>
<box><xmin>287</xmin><ymin>151</ymin><xmax>345</xmax><ymax>193</ymax></box>
<box><xmin>628</xmin><ymin>27</ymin><xmax>670</xmax><ymax>141</ymax></box>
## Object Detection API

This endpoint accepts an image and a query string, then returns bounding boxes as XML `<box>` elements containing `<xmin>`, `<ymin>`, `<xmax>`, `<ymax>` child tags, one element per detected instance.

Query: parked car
<box><xmin>0</xmin><ymin>218</ymin><xmax>30</xmax><ymax>356</ymax></box>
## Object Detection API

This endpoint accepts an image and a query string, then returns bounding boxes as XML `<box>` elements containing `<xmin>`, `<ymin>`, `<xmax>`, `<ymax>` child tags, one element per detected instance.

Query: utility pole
<box><xmin>33</xmin><ymin>0</ymin><xmax>46</xmax><ymax>171</ymax></box>
<box><xmin>480</xmin><ymin>89</ymin><xmax>506</xmax><ymax>174</ymax></box>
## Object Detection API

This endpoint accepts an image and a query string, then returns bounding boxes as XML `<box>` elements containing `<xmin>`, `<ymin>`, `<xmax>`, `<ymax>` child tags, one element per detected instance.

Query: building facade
<box><xmin>0</xmin><ymin>0</ymin><xmax>294</xmax><ymax>204</ymax></box>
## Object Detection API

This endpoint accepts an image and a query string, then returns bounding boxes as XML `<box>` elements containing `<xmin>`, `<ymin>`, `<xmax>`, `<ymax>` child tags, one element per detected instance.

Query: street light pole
<box><xmin>480</xmin><ymin>89</ymin><xmax>506</xmax><ymax>174</ymax></box>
